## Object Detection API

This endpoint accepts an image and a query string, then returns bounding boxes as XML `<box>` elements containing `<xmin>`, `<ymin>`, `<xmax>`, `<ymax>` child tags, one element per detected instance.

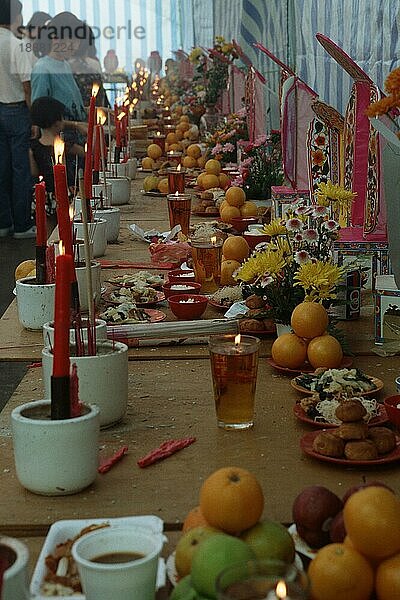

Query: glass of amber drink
<box><xmin>209</xmin><ymin>334</ymin><xmax>260</xmax><ymax>430</ymax></box>
<box><xmin>191</xmin><ymin>235</ymin><xmax>223</xmax><ymax>293</ymax></box>
<box><xmin>167</xmin><ymin>193</ymin><xmax>191</xmax><ymax>236</ymax></box>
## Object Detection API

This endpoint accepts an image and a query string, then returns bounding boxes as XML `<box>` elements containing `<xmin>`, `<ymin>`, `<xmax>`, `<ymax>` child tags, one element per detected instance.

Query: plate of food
<box><xmin>300</xmin><ymin>428</ymin><xmax>400</xmax><ymax>466</ymax></box>
<box><xmin>100</xmin><ymin>303</ymin><xmax>166</xmax><ymax>325</ymax></box>
<box><xmin>30</xmin><ymin>516</ymin><xmax>166</xmax><ymax>599</ymax></box>
<box><xmin>103</xmin><ymin>287</ymin><xmax>165</xmax><ymax>307</ymax></box>
<box><xmin>106</xmin><ymin>272</ymin><xmax>164</xmax><ymax>288</ymax></box>
<box><xmin>141</xmin><ymin>190</ymin><xmax>168</xmax><ymax>197</ymax></box>
<box><xmin>293</xmin><ymin>401</ymin><xmax>388</xmax><ymax>428</ymax></box>
<box><xmin>208</xmin><ymin>286</ymin><xmax>244</xmax><ymax>310</ymax></box>
<box><xmin>238</xmin><ymin>318</ymin><xmax>276</xmax><ymax>336</ymax></box>
<box><xmin>267</xmin><ymin>356</ymin><xmax>353</xmax><ymax>375</ymax></box>
<box><xmin>291</xmin><ymin>368</ymin><xmax>383</xmax><ymax>398</ymax></box>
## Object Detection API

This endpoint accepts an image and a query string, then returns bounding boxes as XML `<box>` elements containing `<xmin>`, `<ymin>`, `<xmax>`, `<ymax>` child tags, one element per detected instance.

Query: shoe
<box><xmin>0</xmin><ymin>226</ymin><xmax>13</xmax><ymax>238</ymax></box>
<box><xmin>13</xmin><ymin>225</ymin><xmax>37</xmax><ymax>239</ymax></box>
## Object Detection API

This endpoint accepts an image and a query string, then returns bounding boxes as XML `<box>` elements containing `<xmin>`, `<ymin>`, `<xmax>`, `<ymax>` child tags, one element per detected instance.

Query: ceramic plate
<box><xmin>105</xmin><ymin>309</ymin><xmax>167</xmax><ymax>326</ymax></box>
<box><xmin>30</xmin><ymin>516</ymin><xmax>166</xmax><ymax>600</ymax></box>
<box><xmin>290</xmin><ymin>376</ymin><xmax>384</xmax><ymax>396</ymax></box>
<box><xmin>103</xmin><ymin>290</ymin><xmax>165</xmax><ymax>307</ymax></box>
<box><xmin>300</xmin><ymin>429</ymin><xmax>400</xmax><ymax>466</ymax></box>
<box><xmin>166</xmin><ymin>550</ymin><xmax>304</xmax><ymax>587</ymax></box>
<box><xmin>293</xmin><ymin>403</ymin><xmax>388</xmax><ymax>428</ymax></box>
<box><xmin>267</xmin><ymin>356</ymin><xmax>353</xmax><ymax>375</ymax></box>
<box><xmin>141</xmin><ymin>190</ymin><xmax>168</xmax><ymax>197</ymax></box>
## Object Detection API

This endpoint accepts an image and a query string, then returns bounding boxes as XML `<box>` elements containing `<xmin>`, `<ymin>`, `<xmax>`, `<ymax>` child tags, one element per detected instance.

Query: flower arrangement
<box><xmin>316</xmin><ymin>180</ymin><xmax>357</xmax><ymax>215</ymax></box>
<box><xmin>189</xmin><ymin>37</ymin><xmax>238</xmax><ymax>106</ymax></box>
<box><xmin>232</xmin><ymin>132</ymin><xmax>284</xmax><ymax>199</ymax></box>
<box><xmin>206</xmin><ymin>109</ymin><xmax>248</xmax><ymax>164</ymax></box>
<box><xmin>234</xmin><ymin>203</ymin><xmax>344</xmax><ymax>324</ymax></box>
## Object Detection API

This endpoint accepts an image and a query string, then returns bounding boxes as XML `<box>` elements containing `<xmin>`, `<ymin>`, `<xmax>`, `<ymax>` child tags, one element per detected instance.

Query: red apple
<box><xmin>292</xmin><ymin>486</ymin><xmax>343</xmax><ymax>549</ymax></box>
<box><xmin>329</xmin><ymin>510</ymin><xmax>346</xmax><ymax>543</ymax></box>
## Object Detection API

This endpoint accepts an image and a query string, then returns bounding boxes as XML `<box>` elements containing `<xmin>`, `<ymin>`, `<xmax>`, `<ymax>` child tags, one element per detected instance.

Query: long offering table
<box><xmin>0</xmin><ymin>173</ymin><xmax>398</xmax><ymax>591</ymax></box>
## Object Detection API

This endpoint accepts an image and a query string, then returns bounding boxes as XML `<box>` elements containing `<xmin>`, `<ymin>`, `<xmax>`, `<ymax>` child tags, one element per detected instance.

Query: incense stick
<box><xmin>78</xmin><ymin>169</ymin><xmax>95</xmax><ymax>326</ymax></box>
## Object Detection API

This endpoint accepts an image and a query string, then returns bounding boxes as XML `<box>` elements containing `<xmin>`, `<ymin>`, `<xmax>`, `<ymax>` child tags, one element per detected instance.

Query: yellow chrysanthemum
<box><xmin>268</xmin><ymin>237</ymin><xmax>293</xmax><ymax>262</ymax></box>
<box><xmin>262</xmin><ymin>219</ymin><xmax>287</xmax><ymax>237</ymax></box>
<box><xmin>235</xmin><ymin>249</ymin><xmax>287</xmax><ymax>283</ymax></box>
<box><xmin>189</xmin><ymin>47</ymin><xmax>204</xmax><ymax>64</ymax></box>
<box><xmin>294</xmin><ymin>260</ymin><xmax>344</xmax><ymax>301</ymax></box>
<box><xmin>317</xmin><ymin>181</ymin><xmax>357</xmax><ymax>213</ymax></box>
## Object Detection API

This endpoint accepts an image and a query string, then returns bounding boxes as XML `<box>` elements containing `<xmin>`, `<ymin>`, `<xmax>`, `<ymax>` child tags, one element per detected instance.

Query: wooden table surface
<box><xmin>0</xmin><ymin>174</ymin><xmax>398</xmax><ymax>597</ymax></box>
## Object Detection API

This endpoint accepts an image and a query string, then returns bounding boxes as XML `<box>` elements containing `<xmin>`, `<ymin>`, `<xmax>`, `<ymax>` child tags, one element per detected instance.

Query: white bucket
<box><xmin>94</xmin><ymin>207</ymin><xmax>120</xmax><ymax>242</ymax></box>
<box><xmin>107</xmin><ymin>177</ymin><xmax>131</xmax><ymax>205</ymax></box>
<box><xmin>73</xmin><ymin>219</ymin><xmax>107</xmax><ymax>258</ymax></box>
<box><xmin>42</xmin><ymin>318</ymin><xmax>107</xmax><ymax>349</ymax></box>
<box><xmin>16</xmin><ymin>277</ymin><xmax>55</xmax><ymax>330</ymax></box>
<box><xmin>74</xmin><ymin>260</ymin><xmax>101</xmax><ymax>310</ymax></box>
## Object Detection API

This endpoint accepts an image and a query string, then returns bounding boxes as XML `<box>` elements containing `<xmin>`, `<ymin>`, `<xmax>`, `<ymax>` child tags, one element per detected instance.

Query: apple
<box><xmin>170</xmin><ymin>575</ymin><xmax>209</xmax><ymax>599</ymax></box>
<box><xmin>292</xmin><ymin>485</ymin><xmax>343</xmax><ymax>549</ymax></box>
<box><xmin>342</xmin><ymin>481</ymin><xmax>394</xmax><ymax>504</ymax></box>
<box><xmin>241</xmin><ymin>520</ymin><xmax>295</xmax><ymax>564</ymax></box>
<box><xmin>175</xmin><ymin>526</ymin><xmax>218</xmax><ymax>578</ymax></box>
<box><xmin>191</xmin><ymin>533</ymin><xmax>255</xmax><ymax>599</ymax></box>
<box><xmin>329</xmin><ymin>510</ymin><xmax>346</xmax><ymax>543</ymax></box>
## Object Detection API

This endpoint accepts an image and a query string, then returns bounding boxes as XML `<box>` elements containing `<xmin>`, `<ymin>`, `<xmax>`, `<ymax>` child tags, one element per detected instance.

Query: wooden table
<box><xmin>0</xmin><ymin>174</ymin><xmax>398</xmax><ymax>596</ymax></box>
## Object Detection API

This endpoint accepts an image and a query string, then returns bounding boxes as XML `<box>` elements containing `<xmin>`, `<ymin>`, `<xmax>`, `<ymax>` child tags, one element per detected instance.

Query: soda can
<box><xmin>333</xmin><ymin>269</ymin><xmax>361</xmax><ymax>320</ymax></box>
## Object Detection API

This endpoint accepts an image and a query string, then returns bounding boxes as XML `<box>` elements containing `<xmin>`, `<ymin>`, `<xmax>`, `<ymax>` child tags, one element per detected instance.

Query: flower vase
<box><xmin>11</xmin><ymin>401</ymin><xmax>100</xmax><ymax>496</ymax></box>
<box><xmin>275</xmin><ymin>323</ymin><xmax>293</xmax><ymax>336</ymax></box>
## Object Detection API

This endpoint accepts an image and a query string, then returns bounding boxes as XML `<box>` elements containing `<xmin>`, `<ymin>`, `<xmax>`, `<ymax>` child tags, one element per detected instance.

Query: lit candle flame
<box><xmin>275</xmin><ymin>581</ymin><xmax>287</xmax><ymax>599</ymax></box>
<box><xmin>156</xmin><ymin>131</ymin><xmax>161</xmax><ymax>136</ymax></box>
<box><xmin>91</xmin><ymin>83</ymin><xmax>100</xmax><ymax>97</ymax></box>
<box><xmin>235</xmin><ymin>333</ymin><xmax>241</xmax><ymax>346</ymax></box>
<box><xmin>175</xmin><ymin>191</ymin><xmax>179</xmax><ymax>197</ymax></box>
<box><xmin>54</xmin><ymin>136</ymin><xmax>65</xmax><ymax>163</ymax></box>
<box><xmin>39</xmin><ymin>175</ymin><xmax>44</xmax><ymax>183</ymax></box>
<box><xmin>69</xmin><ymin>205</ymin><xmax>75</xmax><ymax>221</ymax></box>
<box><xmin>177</xmin><ymin>164</ymin><xmax>181</xmax><ymax>172</ymax></box>
<box><xmin>58</xmin><ymin>241</ymin><xmax>65</xmax><ymax>256</ymax></box>
<box><xmin>169</xmin><ymin>150</ymin><xmax>174</xmax><ymax>155</ymax></box>
<box><xmin>117</xmin><ymin>112</ymin><xmax>125</xmax><ymax>121</ymax></box>
<box><xmin>97</xmin><ymin>109</ymin><xmax>107</xmax><ymax>125</ymax></box>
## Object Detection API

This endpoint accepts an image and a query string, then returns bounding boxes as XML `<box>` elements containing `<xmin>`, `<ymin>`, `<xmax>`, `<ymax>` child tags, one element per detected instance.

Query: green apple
<box><xmin>241</xmin><ymin>520</ymin><xmax>295</xmax><ymax>564</ymax></box>
<box><xmin>191</xmin><ymin>533</ymin><xmax>255</xmax><ymax>599</ymax></box>
<box><xmin>175</xmin><ymin>526</ymin><xmax>219</xmax><ymax>577</ymax></box>
<box><xmin>170</xmin><ymin>575</ymin><xmax>210</xmax><ymax>599</ymax></box>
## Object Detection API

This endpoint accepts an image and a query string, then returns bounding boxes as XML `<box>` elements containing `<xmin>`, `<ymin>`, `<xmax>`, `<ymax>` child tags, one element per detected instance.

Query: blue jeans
<box><xmin>0</xmin><ymin>103</ymin><xmax>33</xmax><ymax>233</ymax></box>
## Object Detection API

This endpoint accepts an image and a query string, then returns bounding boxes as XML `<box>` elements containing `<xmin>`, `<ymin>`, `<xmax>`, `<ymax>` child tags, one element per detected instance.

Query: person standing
<box><xmin>0</xmin><ymin>0</ymin><xmax>36</xmax><ymax>238</ymax></box>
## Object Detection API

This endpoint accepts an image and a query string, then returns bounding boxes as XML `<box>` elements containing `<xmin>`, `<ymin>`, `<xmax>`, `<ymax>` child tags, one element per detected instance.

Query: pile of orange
<box><xmin>271</xmin><ymin>302</ymin><xmax>343</xmax><ymax>369</ymax></box>
<box><xmin>309</xmin><ymin>486</ymin><xmax>400</xmax><ymax>599</ymax></box>
<box><xmin>195</xmin><ymin>159</ymin><xmax>231</xmax><ymax>191</ymax></box>
<box><xmin>220</xmin><ymin>235</ymin><xmax>250</xmax><ymax>285</ymax></box>
<box><xmin>219</xmin><ymin>186</ymin><xmax>258</xmax><ymax>223</ymax></box>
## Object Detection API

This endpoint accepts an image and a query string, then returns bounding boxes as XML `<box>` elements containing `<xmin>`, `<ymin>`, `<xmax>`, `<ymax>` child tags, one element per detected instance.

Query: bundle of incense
<box><xmin>106</xmin><ymin>319</ymin><xmax>240</xmax><ymax>340</ymax></box>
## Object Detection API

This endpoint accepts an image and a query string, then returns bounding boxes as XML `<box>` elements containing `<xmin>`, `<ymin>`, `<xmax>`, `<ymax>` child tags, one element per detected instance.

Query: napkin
<box><xmin>129</xmin><ymin>223</ymin><xmax>181</xmax><ymax>243</ymax></box>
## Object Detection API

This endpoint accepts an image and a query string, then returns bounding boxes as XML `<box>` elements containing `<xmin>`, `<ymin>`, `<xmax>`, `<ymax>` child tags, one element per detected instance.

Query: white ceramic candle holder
<box><xmin>42</xmin><ymin>318</ymin><xmax>107</xmax><ymax>349</ymax></box>
<box><xmin>0</xmin><ymin>537</ymin><xmax>29</xmax><ymax>600</ymax></box>
<box><xmin>42</xmin><ymin>341</ymin><xmax>129</xmax><ymax>428</ymax></box>
<box><xmin>75</xmin><ymin>260</ymin><xmax>101</xmax><ymax>311</ymax></box>
<box><xmin>73</xmin><ymin>218</ymin><xmax>107</xmax><ymax>258</ymax></box>
<box><xmin>126</xmin><ymin>157</ymin><xmax>137</xmax><ymax>179</ymax></box>
<box><xmin>92</xmin><ymin>182</ymin><xmax>113</xmax><ymax>205</ymax></box>
<box><xmin>11</xmin><ymin>400</ymin><xmax>100</xmax><ymax>495</ymax></box>
<box><xmin>94</xmin><ymin>207</ymin><xmax>121</xmax><ymax>242</ymax></box>
<box><xmin>106</xmin><ymin>177</ymin><xmax>131</xmax><ymax>205</ymax></box>
<box><xmin>15</xmin><ymin>277</ymin><xmax>55</xmax><ymax>330</ymax></box>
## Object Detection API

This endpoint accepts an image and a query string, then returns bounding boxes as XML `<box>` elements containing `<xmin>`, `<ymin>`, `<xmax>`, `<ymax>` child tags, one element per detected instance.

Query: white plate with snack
<box><xmin>30</xmin><ymin>515</ymin><xmax>166</xmax><ymax>599</ymax></box>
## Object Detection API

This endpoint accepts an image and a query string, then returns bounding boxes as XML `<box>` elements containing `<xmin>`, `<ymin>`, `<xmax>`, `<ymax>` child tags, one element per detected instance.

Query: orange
<box><xmin>175</xmin><ymin>129</ymin><xmax>184</xmax><ymax>141</ymax></box>
<box><xmin>157</xmin><ymin>178</ymin><xmax>169</xmax><ymax>193</ymax></box>
<box><xmin>15</xmin><ymin>259</ymin><xmax>36</xmax><ymax>281</ymax></box>
<box><xmin>186</xmin><ymin>144</ymin><xmax>202</xmax><ymax>159</ymax></box>
<box><xmin>308</xmin><ymin>543</ymin><xmax>374</xmax><ymax>600</ymax></box>
<box><xmin>343</xmin><ymin>486</ymin><xmax>400</xmax><ymax>560</ymax></box>
<box><xmin>199</xmin><ymin>467</ymin><xmax>264</xmax><ymax>534</ymax></box>
<box><xmin>166</xmin><ymin>132</ymin><xmax>178</xmax><ymax>145</ymax></box>
<box><xmin>147</xmin><ymin>143</ymin><xmax>163</xmax><ymax>160</ymax></box>
<box><xmin>177</xmin><ymin>122</ymin><xmax>190</xmax><ymax>132</ymax></box>
<box><xmin>218</xmin><ymin>173</ymin><xmax>231</xmax><ymax>189</ymax></box>
<box><xmin>182</xmin><ymin>505</ymin><xmax>210</xmax><ymax>533</ymax></box>
<box><xmin>180</xmin><ymin>115</ymin><xmax>190</xmax><ymax>123</ymax></box>
<box><xmin>225</xmin><ymin>186</ymin><xmax>246</xmax><ymax>208</ymax></box>
<box><xmin>222</xmin><ymin>236</ymin><xmax>250</xmax><ymax>262</ymax></box>
<box><xmin>376</xmin><ymin>552</ymin><xmax>400</xmax><ymax>599</ymax></box>
<box><xmin>201</xmin><ymin>174</ymin><xmax>220</xmax><ymax>190</ymax></box>
<box><xmin>197</xmin><ymin>172</ymin><xmax>206</xmax><ymax>187</ymax></box>
<box><xmin>169</xmin><ymin>143</ymin><xmax>182</xmax><ymax>152</ymax></box>
<box><xmin>291</xmin><ymin>302</ymin><xmax>329</xmax><ymax>338</ymax></box>
<box><xmin>205</xmin><ymin>159</ymin><xmax>222</xmax><ymax>176</ymax></box>
<box><xmin>182</xmin><ymin>155</ymin><xmax>197</xmax><ymax>168</ymax></box>
<box><xmin>240</xmin><ymin>201</ymin><xmax>258</xmax><ymax>216</ymax></box>
<box><xmin>141</xmin><ymin>157</ymin><xmax>155</xmax><ymax>170</ymax></box>
<box><xmin>307</xmin><ymin>335</ymin><xmax>343</xmax><ymax>369</ymax></box>
<box><xmin>220</xmin><ymin>205</ymin><xmax>241</xmax><ymax>223</ymax></box>
<box><xmin>220</xmin><ymin>260</ymin><xmax>241</xmax><ymax>285</ymax></box>
<box><xmin>197</xmin><ymin>155</ymin><xmax>207</xmax><ymax>169</ymax></box>
<box><xmin>271</xmin><ymin>333</ymin><xmax>307</xmax><ymax>369</ymax></box>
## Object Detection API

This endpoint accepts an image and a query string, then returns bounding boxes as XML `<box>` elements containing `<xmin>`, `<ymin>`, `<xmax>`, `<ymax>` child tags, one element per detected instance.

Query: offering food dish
<box><xmin>209</xmin><ymin>286</ymin><xmax>243</xmax><ymax>309</ymax></box>
<box><xmin>291</xmin><ymin>368</ymin><xmax>383</xmax><ymax>398</ymax></box>
<box><xmin>267</xmin><ymin>356</ymin><xmax>353</xmax><ymax>375</ymax></box>
<box><xmin>162</xmin><ymin>281</ymin><xmax>201</xmax><ymax>299</ymax></box>
<box><xmin>106</xmin><ymin>272</ymin><xmax>164</xmax><ymax>288</ymax></box>
<box><xmin>168</xmin><ymin>294</ymin><xmax>208</xmax><ymax>320</ymax></box>
<box><xmin>293</xmin><ymin>402</ymin><xmax>388</xmax><ymax>428</ymax></box>
<box><xmin>104</xmin><ymin>287</ymin><xmax>165</xmax><ymax>306</ymax></box>
<box><xmin>99</xmin><ymin>303</ymin><xmax>166</xmax><ymax>325</ymax></box>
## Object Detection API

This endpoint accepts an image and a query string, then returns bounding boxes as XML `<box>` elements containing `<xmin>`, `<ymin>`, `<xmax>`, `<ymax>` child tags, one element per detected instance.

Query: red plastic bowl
<box><xmin>163</xmin><ymin>281</ymin><xmax>201</xmax><ymax>299</ymax></box>
<box><xmin>230</xmin><ymin>216</ymin><xmax>260</xmax><ymax>233</ymax></box>
<box><xmin>243</xmin><ymin>232</ymin><xmax>271</xmax><ymax>250</ymax></box>
<box><xmin>168</xmin><ymin>294</ymin><xmax>208</xmax><ymax>320</ymax></box>
<box><xmin>168</xmin><ymin>269</ymin><xmax>196</xmax><ymax>284</ymax></box>
<box><xmin>384</xmin><ymin>395</ymin><xmax>400</xmax><ymax>429</ymax></box>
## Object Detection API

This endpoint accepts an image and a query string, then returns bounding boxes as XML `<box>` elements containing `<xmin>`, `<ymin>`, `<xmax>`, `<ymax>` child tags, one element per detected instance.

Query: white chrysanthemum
<box><xmin>323</xmin><ymin>220</ymin><xmax>340</xmax><ymax>231</ymax></box>
<box><xmin>312</xmin><ymin>206</ymin><xmax>329</xmax><ymax>217</ymax></box>
<box><xmin>303</xmin><ymin>228</ymin><xmax>318</xmax><ymax>242</ymax></box>
<box><xmin>285</xmin><ymin>218</ymin><xmax>302</xmax><ymax>231</ymax></box>
<box><xmin>294</xmin><ymin>250</ymin><xmax>311</xmax><ymax>265</ymax></box>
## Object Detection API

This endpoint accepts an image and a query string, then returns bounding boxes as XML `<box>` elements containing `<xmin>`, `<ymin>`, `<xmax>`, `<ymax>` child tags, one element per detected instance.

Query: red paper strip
<box><xmin>137</xmin><ymin>437</ymin><xmax>196</xmax><ymax>468</ymax></box>
<box><xmin>28</xmin><ymin>362</ymin><xmax>42</xmax><ymax>369</ymax></box>
<box><xmin>98</xmin><ymin>446</ymin><xmax>129</xmax><ymax>473</ymax></box>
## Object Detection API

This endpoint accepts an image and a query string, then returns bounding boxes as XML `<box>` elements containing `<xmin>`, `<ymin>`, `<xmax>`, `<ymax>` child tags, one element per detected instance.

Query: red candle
<box><xmin>114</xmin><ymin>104</ymin><xmax>121</xmax><ymax>147</ymax></box>
<box><xmin>35</xmin><ymin>179</ymin><xmax>47</xmax><ymax>246</ymax></box>
<box><xmin>53</xmin><ymin>138</ymin><xmax>73</xmax><ymax>257</ymax></box>
<box><xmin>84</xmin><ymin>84</ymin><xmax>99</xmax><ymax>200</ymax></box>
<box><xmin>53</xmin><ymin>250</ymin><xmax>73</xmax><ymax>377</ymax></box>
<box><xmin>93</xmin><ymin>124</ymin><xmax>101</xmax><ymax>172</ymax></box>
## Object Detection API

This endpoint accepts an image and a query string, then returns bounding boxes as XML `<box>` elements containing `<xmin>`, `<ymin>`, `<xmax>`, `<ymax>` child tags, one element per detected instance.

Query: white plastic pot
<box><xmin>107</xmin><ymin>177</ymin><xmax>131</xmax><ymax>205</ymax></box>
<box><xmin>94</xmin><ymin>207</ymin><xmax>121</xmax><ymax>242</ymax></box>
<box><xmin>0</xmin><ymin>536</ymin><xmax>29</xmax><ymax>600</ymax></box>
<box><xmin>16</xmin><ymin>277</ymin><xmax>55</xmax><ymax>330</ymax></box>
<box><xmin>92</xmin><ymin>182</ymin><xmax>113</xmax><ymax>205</ymax></box>
<box><xmin>75</xmin><ymin>260</ymin><xmax>102</xmax><ymax>311</ymax></box>
<box><xmin>42</xmin><ymin>341</ymin><xmax>128</xmax><ymax>428</ymax></box>
<box><xmin>11</xmin><ymin>400</ymin><xmax>100</xmax><ymax>495</ymax></box>
<box><xmin>73</xmin><ymin>218</ymin><xmax>107</xmax><ymax>258</ymax></box>
<box><xmin>42</xmin><ymin>318</ymin><xmax>107</xmax><ymax>349</ymax></box>
<box><xmin>126</xmin><ymin>157</ymin><xmax>137</xmax><ymax>180</ymax></box>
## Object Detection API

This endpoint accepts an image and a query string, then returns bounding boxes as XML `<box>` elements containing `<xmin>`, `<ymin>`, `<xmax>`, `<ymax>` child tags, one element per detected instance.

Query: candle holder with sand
<box><xmin>167</xmin><ymin>193</ymin><xmax>192</xmax><ymax>236</ymax></box>
<box><xmin>15</xmin><ymin>276</ymin><xmax>56</xmax><ymax>330</ymax></box>
<box><xmin>153</xmin><ymin>131</ymin><xmax>166</xmax><ymax>154</ymax></box>
<box><xmin>167</xmin><ymin>165</ymin><xmax>186</xmax><ymax>194</ymax></box>
<box><xmin>191</xmin><ymin>235</ymin><xmax>223</xmax><ymax>293</ymax></box>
